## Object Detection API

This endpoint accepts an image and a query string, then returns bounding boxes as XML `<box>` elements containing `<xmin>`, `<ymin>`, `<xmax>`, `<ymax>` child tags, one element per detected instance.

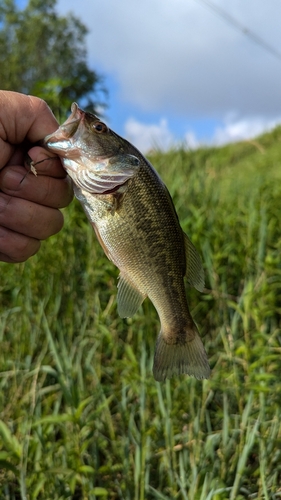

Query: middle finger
<box><xmin>0</xmin><ymin>192</ymin><xmax>64</xmax><ymax>239</ymax></box>
<box><xmin>0</xmin><ymin>166</ymin><xmax>73</xmax><ymax>209</ymax></box>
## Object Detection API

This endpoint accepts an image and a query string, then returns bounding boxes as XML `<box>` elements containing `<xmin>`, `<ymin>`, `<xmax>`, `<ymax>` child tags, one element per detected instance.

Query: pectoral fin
<box><xmin>183</xmin><ymin>232</ymin><xmax>205</xmax><ymax>292</ymax></box>
<box><xmin>117</xmin><ymin>274</ymin><xmax>146</xmax><ymax>318</ymax></box>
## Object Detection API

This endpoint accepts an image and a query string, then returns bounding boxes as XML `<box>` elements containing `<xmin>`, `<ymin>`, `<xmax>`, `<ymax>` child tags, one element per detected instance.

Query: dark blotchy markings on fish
<box><xmin>44</xmin><ymin>103</ymin><xmax>211</xmax><ymax>381</ymax></box>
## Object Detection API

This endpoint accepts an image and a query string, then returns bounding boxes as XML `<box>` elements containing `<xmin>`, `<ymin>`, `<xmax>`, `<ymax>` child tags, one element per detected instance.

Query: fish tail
<box><xmin>152</xmin><ymin>325</ymin><xmax>210</xmax><ymax>382</ymax></box>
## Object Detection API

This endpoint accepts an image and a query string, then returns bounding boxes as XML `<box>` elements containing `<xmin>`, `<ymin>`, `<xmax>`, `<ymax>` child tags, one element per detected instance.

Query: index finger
<box><xmin>0</xmin><ymin>91</ymin><xmax>59</xmax><ymax>144</ymax></box>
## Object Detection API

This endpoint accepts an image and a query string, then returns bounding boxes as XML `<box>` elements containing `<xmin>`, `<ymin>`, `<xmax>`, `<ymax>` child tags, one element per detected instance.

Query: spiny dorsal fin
<box><xmin>117</xmin><ymin>273</ymin><xmax>146</xmax><ymax>318</ymax></box>
<box><xmin>183</xmin><ymin>232</ymin><xmax>205</xmax><ymax>292</ymax></box>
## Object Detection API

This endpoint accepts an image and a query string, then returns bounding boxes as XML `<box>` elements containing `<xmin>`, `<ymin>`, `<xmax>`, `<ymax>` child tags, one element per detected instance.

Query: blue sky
<box><xmin>100</xmin><ymin>71</ymin><xmax>220</xmax><ymax>145</ymax></box>
<box><xmin>54</xmin><ymin>0</ymin><xmax>281</xmax><ymax>152</ymax></box>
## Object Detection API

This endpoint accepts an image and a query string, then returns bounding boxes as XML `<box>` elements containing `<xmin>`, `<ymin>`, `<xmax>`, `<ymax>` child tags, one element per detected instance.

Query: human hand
<box><xmin>0</xmin><ymin>91</ymin><xmax>73</xmax><ymax>263</ymax></box>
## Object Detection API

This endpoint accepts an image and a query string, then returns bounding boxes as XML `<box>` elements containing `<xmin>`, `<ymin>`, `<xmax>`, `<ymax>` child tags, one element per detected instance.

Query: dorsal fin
<box><xmin>183</xmin><ymin>232</ymin><xmax>205</xmax><ymax>292</ymax></box>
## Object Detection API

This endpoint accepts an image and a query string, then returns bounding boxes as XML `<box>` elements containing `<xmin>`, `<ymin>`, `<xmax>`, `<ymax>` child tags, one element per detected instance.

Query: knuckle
<box><xmin>29</xmin><ymin>95</ymin><xmax>50</xmax><ymax>115</ymax></box>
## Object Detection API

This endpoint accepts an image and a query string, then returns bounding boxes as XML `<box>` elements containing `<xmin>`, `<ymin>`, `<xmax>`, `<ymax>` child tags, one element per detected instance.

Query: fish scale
<box><xmin>44</xmin><ymin>102</ymin><xmax>211</xmax><ymax>381</ymax></box>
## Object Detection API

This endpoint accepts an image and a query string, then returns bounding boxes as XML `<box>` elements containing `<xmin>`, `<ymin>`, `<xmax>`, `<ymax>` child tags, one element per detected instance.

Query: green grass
<box><xmin>1</xmin><ymin>127</ymin><xmax>281</xmax><ymax>499</ymax></box>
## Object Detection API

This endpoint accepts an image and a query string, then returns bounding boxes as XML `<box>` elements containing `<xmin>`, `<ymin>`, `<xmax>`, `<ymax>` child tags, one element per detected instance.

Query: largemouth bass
<box><xmin>44</xmin><ymin>103</ymin><xmax>211</xmax><ymax>381</ymax></box>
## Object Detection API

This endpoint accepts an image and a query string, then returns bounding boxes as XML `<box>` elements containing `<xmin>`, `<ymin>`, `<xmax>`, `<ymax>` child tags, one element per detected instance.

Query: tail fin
<box><xmin>153</xmin><ymin>326</ymin><xmax>210</xmax><ymax>382</ymax></box>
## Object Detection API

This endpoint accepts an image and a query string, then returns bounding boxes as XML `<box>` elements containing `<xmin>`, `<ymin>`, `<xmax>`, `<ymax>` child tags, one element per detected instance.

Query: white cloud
<box><xmin>124</xmin><ymin>117</ymin><xmax>175</xmax><ymax>152</ymax></box>
<box><xmin>55</xmin><ymin>0</ymin><xmax>281</xmax><ymax>149</ymax></box>
<box><xmin>57</xmin><ymin>0</ymin><xmax>281</xmax><ymax>119</ymax></box>
<box><xmin>212</xmin><ymin>116</ymin><xmax>281</xmax><ymax>146</ymax></box>
<box><xmin>184</xmin><ymin>131</ymin><xmax>200</xmax><ymax>150</ymax></box>
<box><xmin>124</xmin><ymin>115</ymin><xmax>281</xmax><ymax>154</ymax></box>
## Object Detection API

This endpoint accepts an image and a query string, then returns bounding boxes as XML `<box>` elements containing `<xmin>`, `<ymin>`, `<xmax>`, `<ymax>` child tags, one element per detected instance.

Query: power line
<box><xmin>194</xmin><ymin>0</ymin><xmax>281</xmax><ymax>62</ymax></box>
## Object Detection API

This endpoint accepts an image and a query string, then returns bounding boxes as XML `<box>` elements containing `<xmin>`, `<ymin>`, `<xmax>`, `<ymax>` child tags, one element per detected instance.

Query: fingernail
<box><xmin>1</xmin><ymin>169</ymin><xmax>26</xmax><ymax>190</ymax></box>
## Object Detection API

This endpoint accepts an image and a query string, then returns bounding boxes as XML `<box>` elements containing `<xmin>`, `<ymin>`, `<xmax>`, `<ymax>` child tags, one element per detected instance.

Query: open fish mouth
<box><xmin>58</xmin><ymin>102</ymin><xmax>87</xmax><ymax>138</ymax></box>
<box><xmin>43</xmin><ymin>103</ymin><xmax>83</xmax><ymax>155</ymax></box>
<box><xmin>43</xmin><ymin>103</ymin><xmax>117</xmax><ymax>164</ymax></box>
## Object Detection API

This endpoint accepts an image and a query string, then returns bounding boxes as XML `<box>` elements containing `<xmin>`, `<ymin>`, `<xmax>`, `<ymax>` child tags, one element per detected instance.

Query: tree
<box><xmin>0</xmin><ymin>0</ymin><xmax>106</xmax><ymax>119</ymax></box>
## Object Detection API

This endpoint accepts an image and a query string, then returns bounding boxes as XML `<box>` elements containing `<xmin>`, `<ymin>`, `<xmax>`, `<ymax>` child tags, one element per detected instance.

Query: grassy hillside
<box><xmin>1</xmin><ymin>127</ymin><xmax>281</xmax><ymax>499</ymax></box>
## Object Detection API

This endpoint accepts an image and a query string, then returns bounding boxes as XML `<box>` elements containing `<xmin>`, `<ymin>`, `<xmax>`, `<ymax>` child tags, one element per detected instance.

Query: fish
<box><xmin>44</xmin><ymin>103</ymin><xmax>211</xmax><ymax>381</ymax></box>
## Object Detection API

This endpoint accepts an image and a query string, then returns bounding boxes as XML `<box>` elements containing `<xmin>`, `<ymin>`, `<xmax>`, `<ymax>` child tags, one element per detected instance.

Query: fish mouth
<box><xmin>43</xmin><ymin>103</ymin><xmax>114</xmax><ymax>163</ymax></box>
<box><xmin>43</xmin><ymin>103</ymin><xmax>83</xmax><ymax>155</ymax></box>
<box><xmin>56</xmin><ymin>102</ymin><xmax>83</xmax><ymax>139</ymax></box>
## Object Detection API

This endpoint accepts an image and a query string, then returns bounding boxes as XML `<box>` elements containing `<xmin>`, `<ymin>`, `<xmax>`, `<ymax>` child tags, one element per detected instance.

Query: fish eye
<box><xmin>92</xmin><ymin>121</ymin><xmax>108</xmax><ymax>133</ymax></box>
